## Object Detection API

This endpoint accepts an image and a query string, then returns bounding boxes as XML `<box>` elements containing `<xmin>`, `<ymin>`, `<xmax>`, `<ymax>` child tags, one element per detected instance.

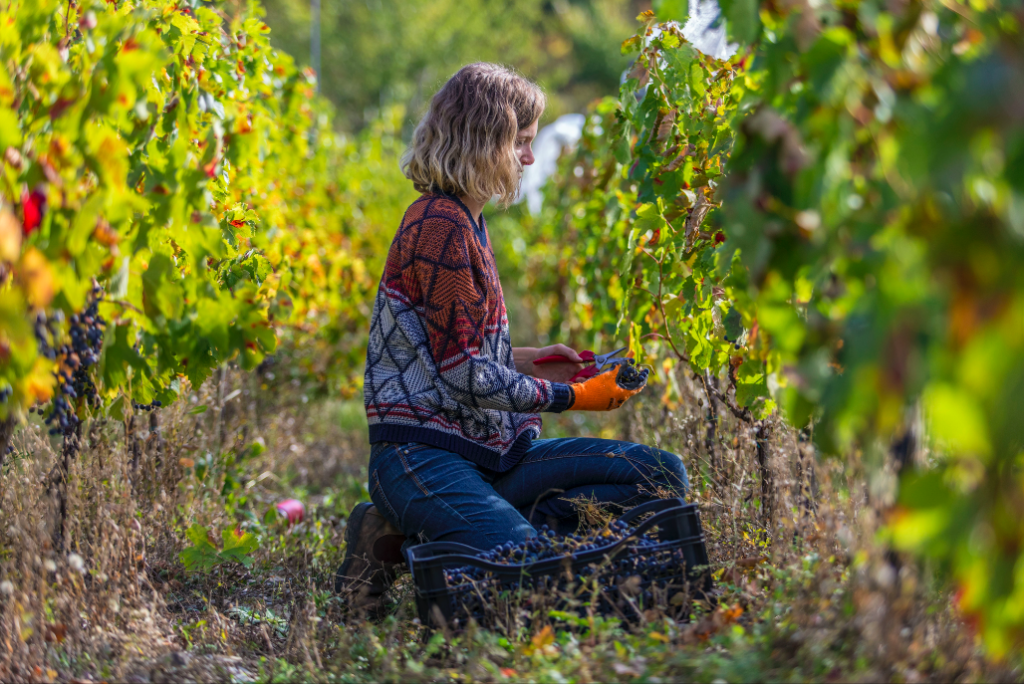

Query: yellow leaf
<box><xmin>531</xmin><ymin>624</ymin><xmax>554</xmax><ymax>649</ymax></box>
<box><xmin>890</xmin><ymin>507</ymin><xmax>951</xmax><ymax>550</ymax></box>
<box><xmin>24</xmin><ymin>356</ymin><xmax>56</xmax><ymax>403</ymax></box>
<box><xmin>0</xmin><ymin>207</ymin><xmax>20</xmax><ymax>262</ymax></box>
<box><xmin>923</xmin><ymin>383</ymin><xmax>991</xmax><ymax>459</ymax></box>
<box><xmin>524</xmin><ymin>624</ymin><xmax>559</xmax><ymax>656</ymax></box>
<box><xmin>18</xmin><ymin>248</ymin><xmax>55</xmax><ymax>308</ymax></box>
<box><xmin>88</xmin><ymin>124</ymin><xmax>129</xmax><ymax>189</ymax></box>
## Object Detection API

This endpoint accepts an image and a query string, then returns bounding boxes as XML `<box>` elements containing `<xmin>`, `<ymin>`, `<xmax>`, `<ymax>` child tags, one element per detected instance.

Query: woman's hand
<box><xmin>513</xmin><ymin>345</ymin><xmax>587</xmax><ymax>383</ymax></box>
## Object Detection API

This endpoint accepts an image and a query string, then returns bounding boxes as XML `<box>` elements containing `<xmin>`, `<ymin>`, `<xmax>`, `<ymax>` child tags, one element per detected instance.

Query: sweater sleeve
<box><xmin>413</xmin><ymin>215</ymin><xmax>573</xmax><ymax>413</ymax></box>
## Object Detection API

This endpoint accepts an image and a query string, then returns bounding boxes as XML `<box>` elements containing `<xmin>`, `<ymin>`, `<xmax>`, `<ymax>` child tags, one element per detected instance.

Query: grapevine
<box><xmin>41</xmin><ymin>286</ymin><xmax>105</xmax><ymax>436</ymax></box>
<box><xmin>503</xmin><ymin>20</ymin><xmax>767</xmax><ymax>421</ymax></box>
<box><xmin>518</xmin><ymin>2</ymin><xmax>1024</xmax><ymax>655</ymax></box>
<box><xmin>0</xmin><ymin>0</ymin><xmax>413</xmax><ymax>451</ymax></box>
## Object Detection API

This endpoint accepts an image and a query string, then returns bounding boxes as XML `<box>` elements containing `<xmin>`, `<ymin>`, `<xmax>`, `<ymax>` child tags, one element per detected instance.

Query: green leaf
<box><xmin>109</xmin><ymin>256</ymin><xmax>131</xmax><ymax>299</ymax></box>
<box><xmin>179</xmin><ymin>524</ymin><xmax>221</xmax><ymax>573</ymax></box>
<box><xmin>109</xmin><ymin>395</ymin><xmax>126</xmax><ymax>421</ymax></box>
<box><xmin>68</xmin><ymin>193</ymin><xmax>104</xmax><ymax>256</ymax></box>
<box><xmin>263</xmin><ymin>506</ymin><xmax>278</xmax><ymax>527</ymax></box>
<box><xmin>802</xmin><ymin>27</ymin><xmax>853</xmax><ymax>94</ymax></box>
<box><xmin>718</xmin><ymin>0</ymin><xmax>761</xmax><ymax>44</ymax></box>
<box><xmin>633</xmin><ymin>202</ymin><xmax>664</xmax><ymax>235</ymax></box>
<box><xmin>653</xmin><ymin>0</ymin><xmax>688</xmax><ymax>24</ymax></box>
<box><xmin>616</xmin><ymin>219</ymin><xmax>639</xmax><ymax>334</ymax></box>
<box><xmin>923</xmin><ymin>384</ymin><xmax>992</xmax><ymax>459</ymax></box>
<box><xmin>220</xmin><ymin>528</ymin><xmax>259</xmax><ymax>567</ymax></box>
<box><xmin>100</xmin><ymin>323</ymin><xmax>147</xmax><ymax>390</ymax></box>
<box><xmin>141</xmin><ymin>253</ymin><xmax>185</xmax><ymax>321</ymax></box>
<box><xmin>734</xmin><ymin>359</ymin><xmax>768</xmax><ymax>408</ymax></box>
<box><xmin>724</xmin><ymin>307</ymin><xmax>744</xmax><ymax>341</ymax></box>
<box><xmin>689</xmin><ymin>63</ymin><xmax>706</xmax><ymax>98</ymax></box>
<box><xmin>0</xmin><ymin>106</ymin><xmax>22</xmax><ymax>150</ymax></box>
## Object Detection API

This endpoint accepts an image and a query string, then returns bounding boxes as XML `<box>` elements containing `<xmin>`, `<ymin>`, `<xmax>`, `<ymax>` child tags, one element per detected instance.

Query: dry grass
<box><xmin>0</xmin><ymin>365</ymin><xmax>1015</xmax><ymax>682</ymax></box>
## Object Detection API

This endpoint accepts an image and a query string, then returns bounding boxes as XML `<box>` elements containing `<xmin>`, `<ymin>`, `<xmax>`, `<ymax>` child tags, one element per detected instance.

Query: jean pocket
<box><xmin>370</xmin><ymin>470</ymin><xmax>401</xmax><ymax>527</ymax></box>
<box><xmin>395</xmin><ymin>447</ymin><xmax>436</xmax><ymax>498</ymax></box>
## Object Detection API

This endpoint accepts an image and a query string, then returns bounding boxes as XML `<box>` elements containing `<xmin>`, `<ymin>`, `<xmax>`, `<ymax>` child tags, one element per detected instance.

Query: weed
<box><xmin>0</xmin><ymin>366</ymin><xmax>1014</xmax><ymax>682</ymax></box>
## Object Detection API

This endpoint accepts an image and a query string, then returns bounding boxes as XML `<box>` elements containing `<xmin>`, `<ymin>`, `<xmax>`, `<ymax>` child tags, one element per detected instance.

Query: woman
<box><xmin>336</xmin><ymin>63</ymin><xmax>688</xmax><ymax>612</ymax></box>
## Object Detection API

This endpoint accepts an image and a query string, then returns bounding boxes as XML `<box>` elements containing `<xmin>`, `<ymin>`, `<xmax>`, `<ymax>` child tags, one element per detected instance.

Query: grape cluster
<box><xmin>33</xmin><ymin>310</ymin><xmax>60</xmax><ymax>361</ymax></box>
<box><xmin>132</xmin><ymin>399</ymin><xmax>162</xmax><ymax>411</ymax></box>
<box><xmin>41</xmin><ymin>286</ymin><xmax>106</xmax><ymax>436</ymax></box>
<box><xmin>455</xmin><ymin>519</ymin><xmax>639</xmax><ymax>572</ymax></box>
<box><xmin>434</xmin><ymin>518</ymin><xmax>705</xmax><ymax>627</ymax></box>
<box><xmin>615</xmin><ymin>363</ymin><xmax>650</xmax><ymax>391</ymax></box>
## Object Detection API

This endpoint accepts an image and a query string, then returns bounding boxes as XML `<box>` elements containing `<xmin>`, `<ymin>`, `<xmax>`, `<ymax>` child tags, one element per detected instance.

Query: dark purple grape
<box><xmin>615</xmin><ymin>362</ymin><xmax>649</xmax><ymax>391</ymax></box>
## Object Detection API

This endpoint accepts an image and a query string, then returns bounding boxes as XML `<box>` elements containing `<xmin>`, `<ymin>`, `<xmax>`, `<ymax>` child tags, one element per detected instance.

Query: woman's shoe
<box><xmin>334</xmin><ymin>502</ymin><xmax>406</xmax><ymax>615</ymax></box>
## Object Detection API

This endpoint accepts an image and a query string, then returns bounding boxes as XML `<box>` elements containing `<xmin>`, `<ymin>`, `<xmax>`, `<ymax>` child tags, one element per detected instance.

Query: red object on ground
<box><xmin>275</xmin><ymin>499</ymin><xmax>305</xmax><ymax>524</ymax></box>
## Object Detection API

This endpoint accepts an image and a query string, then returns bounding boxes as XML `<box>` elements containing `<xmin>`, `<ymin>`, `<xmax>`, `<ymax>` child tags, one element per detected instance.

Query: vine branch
<box><xmin>705</xmin><ymin>367</ymin><xmax>753</xmax><ymax>424</ymax></box>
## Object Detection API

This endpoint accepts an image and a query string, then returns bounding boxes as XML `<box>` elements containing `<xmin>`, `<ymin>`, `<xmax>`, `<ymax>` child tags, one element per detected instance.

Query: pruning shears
<box><xmin>532</xmin><ymin>346</ymin><xmax>631</xmax><ymax>382</ymax></box>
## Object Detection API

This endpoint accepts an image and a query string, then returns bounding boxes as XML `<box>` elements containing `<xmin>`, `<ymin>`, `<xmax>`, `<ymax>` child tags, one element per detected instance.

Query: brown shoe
<box><xmin>334</xmin><ymin>502</ymin><xmax>406</xmax><ymax>615</ymax></box>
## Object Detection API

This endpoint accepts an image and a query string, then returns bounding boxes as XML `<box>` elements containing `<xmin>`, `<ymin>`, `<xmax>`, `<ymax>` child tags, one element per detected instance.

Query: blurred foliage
<box><xmin>0</xmin><ymin>0</ymin><xmax>410</xmax><ymax>424</ymax></box>
<box><xmin>259</xmin><ymin>0</ymin><xmax>645</xmax><ymax>131</ymax></box>
<box><xmin>711</xmin><ymin>0</ymin><xmax>1024</xmax><ymax>657</ymax></box>
<box><xmin>264</xmin><ymin>108</ymin><xmax>416</xmax><ymax>397</ymax></box>
<box><xmin>514</xmin><ymin>0</ymin><xmax>1024</xmax><ymax>657</ymax></box>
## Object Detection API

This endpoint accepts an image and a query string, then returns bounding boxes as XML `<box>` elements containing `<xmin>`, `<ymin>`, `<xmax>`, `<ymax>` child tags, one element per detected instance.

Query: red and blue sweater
<box><xmin>363</xmin><ymin>193</ymin><xmax>573</xmax><ymax>471</ymax></box>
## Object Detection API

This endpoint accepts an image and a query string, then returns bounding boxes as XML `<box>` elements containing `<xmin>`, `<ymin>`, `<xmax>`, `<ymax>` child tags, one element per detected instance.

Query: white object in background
<box><xmin>518</xmin><ymin>113</ymin><xmax>586</xmax><ymax>215</ymax></box>
<box><xmin>681</xmin><ymin>0</ymin><xmax>738</xmax><ymax>61</ymax></box>
<box><xmin>639</xmin><ymin>0</ymin><xmax>739</xmax><ymax>61</ymax></box>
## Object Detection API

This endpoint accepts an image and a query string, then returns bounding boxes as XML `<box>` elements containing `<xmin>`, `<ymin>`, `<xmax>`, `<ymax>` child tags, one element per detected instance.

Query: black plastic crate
<box><xmin>406</xmin><ymin>498</ymin><xmax>713</xmax><ymax>628</ymax></box>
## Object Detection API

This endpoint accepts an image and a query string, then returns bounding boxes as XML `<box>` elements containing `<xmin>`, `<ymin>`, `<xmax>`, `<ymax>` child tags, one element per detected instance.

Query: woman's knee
<box><xmin>623</xmin><ymin>443</ymin><xmax>689</xmax><ymax>495</ymax></box>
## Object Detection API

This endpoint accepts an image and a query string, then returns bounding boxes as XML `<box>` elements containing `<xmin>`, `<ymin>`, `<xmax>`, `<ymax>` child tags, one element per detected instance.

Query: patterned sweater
<box><xmin>364</xmin><ymin>193</ymin><xmax>573</xmax><ymax>471</ymax></box>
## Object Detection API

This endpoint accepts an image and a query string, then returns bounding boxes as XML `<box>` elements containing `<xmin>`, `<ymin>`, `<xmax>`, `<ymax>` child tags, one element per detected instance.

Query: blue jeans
<box><xmin>367</xmin><ymin>437</ymin><xmax>688</xmax><ymax>551</ymax></box>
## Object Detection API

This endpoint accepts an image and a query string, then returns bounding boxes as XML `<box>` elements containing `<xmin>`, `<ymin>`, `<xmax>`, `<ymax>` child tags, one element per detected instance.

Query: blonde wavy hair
<box><xmin>401</xmin><ymin>63</ymin><xmax>545</xmax><ymax>208</ymax></box>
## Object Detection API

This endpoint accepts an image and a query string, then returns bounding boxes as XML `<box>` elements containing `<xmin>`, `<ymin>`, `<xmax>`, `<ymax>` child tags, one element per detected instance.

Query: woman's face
<box><xmin>515</xmin><ymin>119</ymin><xmax>539</xmax><ymax>170</ymax></box>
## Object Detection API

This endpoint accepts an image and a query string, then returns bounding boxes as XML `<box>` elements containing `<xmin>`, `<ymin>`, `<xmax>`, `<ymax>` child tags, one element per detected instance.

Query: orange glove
<box><xmin>567</xmin><ymin>362</ymin><xmax>648</xmax><ymax>411</ymax></box>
